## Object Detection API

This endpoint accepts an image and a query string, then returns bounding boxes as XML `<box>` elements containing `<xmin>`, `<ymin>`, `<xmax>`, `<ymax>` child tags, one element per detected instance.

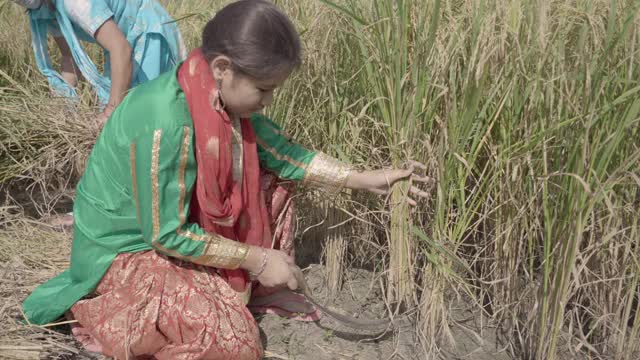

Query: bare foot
<box><xmin>47</xmin><ymin>213</ymin><xmax>74</xmax><ymax>228</ymax></box>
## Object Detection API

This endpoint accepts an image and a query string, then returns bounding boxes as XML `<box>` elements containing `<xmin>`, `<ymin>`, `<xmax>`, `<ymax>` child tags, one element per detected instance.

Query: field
<box><xmin>1</xmin><ymin>0</ymin><xmax>640</xmax><ymax>359</ymax></box>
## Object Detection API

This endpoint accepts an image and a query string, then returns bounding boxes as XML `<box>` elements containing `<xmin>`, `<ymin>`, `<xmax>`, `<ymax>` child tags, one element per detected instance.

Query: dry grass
<box><xmin>0</xmin><ymin>209</ymin><xmax>92</xmax><ymax>359</ymax></box>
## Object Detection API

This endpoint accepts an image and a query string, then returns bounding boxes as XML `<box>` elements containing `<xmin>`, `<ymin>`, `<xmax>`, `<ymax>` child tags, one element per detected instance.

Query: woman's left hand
<box><xmin>95</xmin><ymin>104</ymin><xmax>115</xmax><ymax>128</ymax></box>
<box><xmin>346</xmin><ymin>160</ymin><xmax>434</xmax><ymax>206</ymax></box>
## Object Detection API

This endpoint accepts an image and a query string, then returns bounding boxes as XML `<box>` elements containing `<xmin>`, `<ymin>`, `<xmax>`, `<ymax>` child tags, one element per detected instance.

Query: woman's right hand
<box><xmin>243</xmin><ymin>247</ymin><xmax>298</xmax><ymax>290</ymax></box>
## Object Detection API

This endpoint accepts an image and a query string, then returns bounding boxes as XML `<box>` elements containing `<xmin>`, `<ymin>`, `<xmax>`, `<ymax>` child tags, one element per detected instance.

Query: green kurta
<box><xmin>22</xmin><ymin>65</ymin><xmax>319</xmax><ymax>325</ymax></box>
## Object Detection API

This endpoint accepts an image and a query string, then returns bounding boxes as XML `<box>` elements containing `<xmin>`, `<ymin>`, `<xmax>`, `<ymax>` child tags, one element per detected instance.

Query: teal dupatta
<box><xmin>28</xmin><ymin>2</ymin><xmax>111</xmax><ymax>104</ymax></box>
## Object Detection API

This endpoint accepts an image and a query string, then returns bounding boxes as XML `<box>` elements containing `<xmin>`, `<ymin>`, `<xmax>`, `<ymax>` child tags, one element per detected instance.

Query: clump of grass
<box><xmin>315</xmin><ymin>0</ymin><xmax>640</xmax><ymax>358</ymax></box>
<box><xmin>0</xmin><ymin>88</ymin><xmax>98</xmax><ymax>215</ymax></box>
<box><xmin>318</xmin><ymin>0</ymin><xmax>441</xmax><ymax>308</ymax></box>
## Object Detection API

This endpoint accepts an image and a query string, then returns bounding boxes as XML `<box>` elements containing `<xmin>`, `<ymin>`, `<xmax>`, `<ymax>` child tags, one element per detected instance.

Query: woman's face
<box><xmin>219</xmin><ymin>68</ymin><xmax>290</xmax><ymax>118</ymax></box>
<box><xmin>210</xmin><ymin>56</ymin><xmax>290</xmax><ymax>118</ymax></box>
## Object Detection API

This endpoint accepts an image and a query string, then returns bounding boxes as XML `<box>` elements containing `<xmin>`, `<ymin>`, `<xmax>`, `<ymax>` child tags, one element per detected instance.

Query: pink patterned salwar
<box><xmin>69</xmin><ymin>174</ymin><xmax>318</xmax><ymax>359</ymax></box>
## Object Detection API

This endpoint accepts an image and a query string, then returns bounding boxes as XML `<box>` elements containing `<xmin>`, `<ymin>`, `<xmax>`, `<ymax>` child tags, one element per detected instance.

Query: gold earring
<box><xmin>213</xmin><ymin>79</ymin><xmax>223</xmax><ymax>111</ymax></box>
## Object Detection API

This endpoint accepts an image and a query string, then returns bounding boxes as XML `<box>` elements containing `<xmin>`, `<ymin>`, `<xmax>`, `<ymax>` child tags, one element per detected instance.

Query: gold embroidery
<box><xmin>153</xmin><ymin>236</ymin><xmax>247</xmax><ymax>269</ymax></box>
<box><xmin>151</xmin><ymin>130</ymin><xmax>162</xmax><ymax>241</ymax></box>
<box><xmin>189</xmin><ymin>57</ymin><xmax>197</xmax><ymax>76</ymax></box>
<box><xmin>212</xmin><ymin>216</ymin><xmax>235</xmax><ymax>227</ymax></box>
<box><xmin>231</xmin><ymin>116</ymin><xmax>243</xmax><ymax>185</ymax></box>
<box><xmin>264</xmin><ymin>121</ymin><xmax>290</xmax><ymax>139</ymax></box>
<box><xmin>205</xmin><ymin>136</ymin><xmax>220</xmax><ymax>159</ymax></box>
<box><xmin>170</xmin><ymin>228</ymin><xmax>249</xmax><ymax>269</ymax></box>
<box><xmin>130</xmin><ymin>143</ymin><xmax>141</xmax><ymax>225</ymax></box>
<box><xmin>255</xmin><ymin>137</ymin><xmax>307</xmax><ymax>169</ymax></box>
<box><xmin>173</xmin><ymin>128</ymin><xmax>214</xmax><ymax>240</ymax></box>
<box><xmin>177</xmin><ymin>229</ymin><xmax>207</xmax><ymax>241</ymax></box>
<box><xmin>200</xmin><ymin>235</ymin><xmax>246</xmax><ymax>268</ymax></box>
<box><xmin>177</xmin><ymin>127</ymin><xmax>191</xmax><ymax>225</ymax></box>
<box><xmin>303</xmin><ymin>152</ymin><xmax>352</xmax><ymax>195</ymax></box>
<box><xmin>272</xmin><ymin>127</ymin><xmax>289</xmax><ymax>139</ymax></box>
<box><xmin>196</xmin><ymin>237</ymin><xmax>249</xmax><ymax>269</ymax></box>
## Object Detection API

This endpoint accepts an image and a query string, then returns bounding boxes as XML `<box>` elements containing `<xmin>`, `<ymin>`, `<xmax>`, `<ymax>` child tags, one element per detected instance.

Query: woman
<box><xmin>13</xmin><ymin>0</ymin><xmax>186</xmax><ymax>122</ymax></box>
<box><xmin>22</xmin><ymin>1</ymin><xmax>430</xmax><ymax>358</ymax></box>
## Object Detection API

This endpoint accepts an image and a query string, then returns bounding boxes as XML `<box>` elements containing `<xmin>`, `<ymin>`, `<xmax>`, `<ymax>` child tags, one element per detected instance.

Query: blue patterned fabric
<box><xmin>28</xmin><ymin>0</ymin><xmax>186</xmax><ymax>105</ymax></box>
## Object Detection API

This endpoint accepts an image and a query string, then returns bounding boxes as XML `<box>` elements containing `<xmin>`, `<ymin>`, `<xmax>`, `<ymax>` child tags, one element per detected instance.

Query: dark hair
<box><xmin>202</xmin><ymin>0</ymin><xmax>301</xmax><ymax>79</ymax></box>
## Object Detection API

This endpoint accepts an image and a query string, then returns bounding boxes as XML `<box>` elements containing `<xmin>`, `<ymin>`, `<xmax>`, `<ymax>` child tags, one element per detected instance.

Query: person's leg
<box><xmin>154</xmin><ymin>257</ymin><xmax>263</xmax><ymax>360</ymax></box>
<box><xmin>71</xmin><ymin>251</ymin><xmax>263</xmax><ymax>359</ymax></box>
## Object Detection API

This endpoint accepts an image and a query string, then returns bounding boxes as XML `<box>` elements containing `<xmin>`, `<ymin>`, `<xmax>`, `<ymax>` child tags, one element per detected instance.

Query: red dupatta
<box><xmin>177</xmin><ymin>48</ymin><xmax>272</xmax><ymax>295</ymax></box>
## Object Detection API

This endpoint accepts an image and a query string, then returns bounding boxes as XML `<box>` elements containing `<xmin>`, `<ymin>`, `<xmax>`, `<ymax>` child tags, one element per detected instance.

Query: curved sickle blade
<box><xmin>291</xmin><ymin>265</ymin><xmax>392</xmax><ymax>333</ymax></box>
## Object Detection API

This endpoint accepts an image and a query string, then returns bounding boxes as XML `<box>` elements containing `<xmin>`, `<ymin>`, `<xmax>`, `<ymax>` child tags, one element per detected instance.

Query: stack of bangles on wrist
<box><xmin>249</xmin><ymin>248</ymin><xmax>269</xmax><ymax>280</ymax></box>
<box><xmin>303</xmin><ymin>152</ymin><xmax>352</xmax><ymax>195</ymax></box>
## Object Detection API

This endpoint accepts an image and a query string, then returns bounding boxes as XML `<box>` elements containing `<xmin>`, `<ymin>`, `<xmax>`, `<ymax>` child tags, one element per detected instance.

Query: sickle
<box><xmin>290</xmin><ymin>265</ymin><xmax>392</xmax><ymax>334</ymax></box>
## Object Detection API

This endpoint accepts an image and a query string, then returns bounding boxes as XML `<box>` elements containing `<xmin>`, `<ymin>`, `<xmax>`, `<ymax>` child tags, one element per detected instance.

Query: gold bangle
<box><xmin>198</xmin><ymin>237</ymin><xmax>250</xmax><ymax>270</ymax></box>
<box><xmin>303</xmin><ymin>152</ymin><xmax>352</xmax><ymax>196</ymax></box>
